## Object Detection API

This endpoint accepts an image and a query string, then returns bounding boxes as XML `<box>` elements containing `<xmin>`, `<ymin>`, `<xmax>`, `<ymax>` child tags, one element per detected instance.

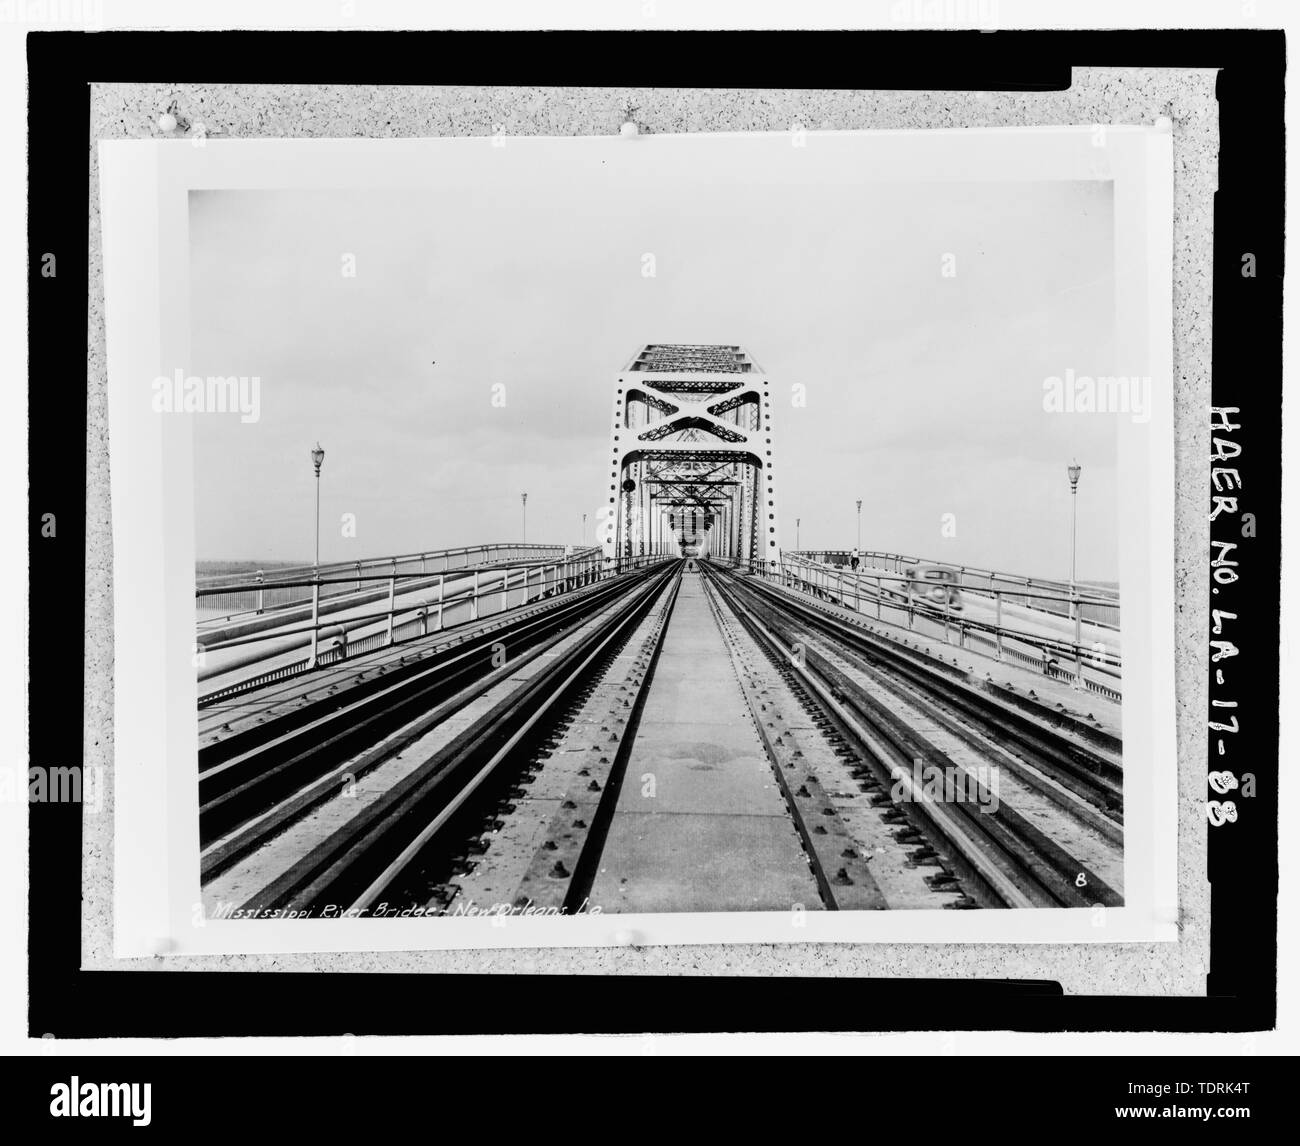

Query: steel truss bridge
<box><xmin>193</xmin><ymin>345</ymin><xmax>1124</xmax><ymax>920</ymax></box>
<box><xmin>600</xmin><ymin>343</ymin><xmax>780</xmax><ymax>567</ymax></box>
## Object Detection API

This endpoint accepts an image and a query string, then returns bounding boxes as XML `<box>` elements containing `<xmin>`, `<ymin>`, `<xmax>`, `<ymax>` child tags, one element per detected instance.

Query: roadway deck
<box><xmin>197</xmin><ymin>560</ymin><xmax>575</xmax><ymax>689</ymax></box>
<box><xmin>759</xmin><ymin>573</ymin><xmax>1122</xmax><ymax>743</ymax></box>
<box><xmin>197</xmin><ymin>573</ymin><xmax>614</xmax><ymax>750</ymax></box>
<box><xmin>588</xmin><ymin>570</ymin><xmax>821</xmax><ymax>913</ymax></box>
<box><xmin>849</xmin><ymin>559</ymin><xmax>1122</xmax><ymax>655</ymax></box>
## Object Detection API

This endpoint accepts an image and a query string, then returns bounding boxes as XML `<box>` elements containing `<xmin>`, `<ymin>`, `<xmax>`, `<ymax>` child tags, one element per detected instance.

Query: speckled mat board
<box><xmin>100</xmin><ymin>122</ymin><xmax>1175</xmax><ymax>949</ymax></box>
<box><xmin>62</xmin><ymin>54</ymin><xmax>1266</xmax><ymax>1013</ymax></box>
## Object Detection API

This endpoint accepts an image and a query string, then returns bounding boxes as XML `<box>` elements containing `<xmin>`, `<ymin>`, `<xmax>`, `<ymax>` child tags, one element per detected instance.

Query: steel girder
<box><xmin>602</xmin><ymin>345</ymin><xmax>781</xmax><ymax>566</ymax></box>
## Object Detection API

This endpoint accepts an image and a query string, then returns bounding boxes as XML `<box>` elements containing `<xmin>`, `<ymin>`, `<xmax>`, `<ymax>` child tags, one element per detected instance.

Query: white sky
<box><xmin>191</xmin><ymin>141</ymin><xmax>1118</xmax><ymax>581</ymax></box>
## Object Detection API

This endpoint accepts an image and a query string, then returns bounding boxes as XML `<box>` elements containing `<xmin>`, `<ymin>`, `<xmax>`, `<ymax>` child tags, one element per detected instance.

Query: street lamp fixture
<box><xmin>1067</xmin><ymin>459</ymin><xmax>1081</xmax><ymax>588</ymax></box>
<box><xmin>1066</xmin><ymin>460</ymin><xmax>1084</xmax><ymax>687</ymax></box>
<box><xmin>311</xmin><ymin>442</ymin><xmax>325</xmax><ymax>568</ymax></box>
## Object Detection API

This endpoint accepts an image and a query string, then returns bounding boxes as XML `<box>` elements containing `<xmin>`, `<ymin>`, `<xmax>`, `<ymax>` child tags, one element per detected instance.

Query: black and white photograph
<box><xmin>11</xmin><ymin>0</ymin><xmax>1294</xmax><ymax>1087</ymax></box>
<box><xmin>190</xmin><ymin>158</ymin><xmax>1128</xmax><ymax>923</ymax></box>
<box><xmin>98</xmin><ymin>125</ymin><xmax>1175</xmax><ymax>952</ymax></box>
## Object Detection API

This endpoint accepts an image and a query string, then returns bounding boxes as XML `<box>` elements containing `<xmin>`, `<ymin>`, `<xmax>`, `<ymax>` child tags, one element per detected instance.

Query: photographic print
<box><xmin>100</xmin><ymin>126</ymin><xmax>1175</xmax><ymax>953</ymax></box>
<box><xmin>21</xmin><ymin>7</ymin><xmax>1286</xmax><ymax>1076</ymax></box>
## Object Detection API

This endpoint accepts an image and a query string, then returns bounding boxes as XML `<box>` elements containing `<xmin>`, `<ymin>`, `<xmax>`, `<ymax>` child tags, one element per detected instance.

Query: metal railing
<box><xmin>747</xmin><ymin>553</ymin><xmax>1121</xmax><ymax>701</ymax></box>
<box><xmin>196</xmin><ymin>542</ymin><xmax>578</xmax><ymax>625</ymax></box>
<box><xmin>196</xmin><ymin>549</ymin><xmax>667</xmax><ymax>705</ymax></box>
<box><xmin>792</xmin><ymin>549</ymin><xmax>1120</xmax><ymax>631</ymax></box>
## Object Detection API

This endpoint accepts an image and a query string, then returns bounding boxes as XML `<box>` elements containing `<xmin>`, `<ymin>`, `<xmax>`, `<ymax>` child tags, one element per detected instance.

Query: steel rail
<box><xmin>789</xmin><ymin>549</ymin><xmax>1121</xmax><ymax>603</ymax></box>
<box><xmin>777</xmin><ymin>557</ymin><xmax>1124</xmax><ymax>678</ymax></box>
<box><xmin>704</xmin><ymin>566</ymin><xmax>1039</xmax><ymax>908</ymax></box>
<box><xmin>198</xmin><ymin>563</ymin><xmax>670</xmax><ymax>870</ymax></box>
<box><xmin>723</xmin><ymin>563</ymin><xmax>1123</xmax><ymax>807</ymax></box>
<box><xmin>197</xmin><ymin>542</ymin><xmax>587</xmax><ymax>591</ymax></box>
<box><xmin>196</xmin><ymin>556</ymin><xmax>668</xmax><ymax>706</ymax></box>
<box><xmin>468</xmin><ymin>567</ymin><xmax>688</xmax><ymax>916</ymax></box>
<box><xmin>197</xmin><ymin>560</ymin><xmax>635</xmax><ymax>742</ymax></box>
<box><xmin>699</xmin><ymin>574</ymin><xmax>889</xmax><ymax>910</ymax></box>
<box><xmin>352</xmin><ymin>566</ymin><xmax>687</xmax><ymax>914</ymax></box>
<box><xmin>728</xmin><ymin>566</ymin><xmax>1123</xmax><ymax>789</ymax></box>
<box><xmin>200</xmin><ymin>559</ymin><xmax>665</xmax><ymax>771</ymax></box>
<box><xmin>703</xmin><ymin>564</ymin><xmax>1122</xmax><ymax>909</ymax></box>
<box><xmin>197</xmin><ymin>560</ymin><xmax>588</xmax><ymax>647</ymax></box>
<box><xmin>233</xmin><ymin>562</ymin><xmax>683</xmax><ymax>914</ymax></box>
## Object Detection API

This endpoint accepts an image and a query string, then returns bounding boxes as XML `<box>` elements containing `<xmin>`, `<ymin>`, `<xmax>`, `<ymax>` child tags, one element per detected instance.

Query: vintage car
<box><xmin>902</xmin><ymin>564</ymin><xmax>964</xmax><ymax>611</ymax></box>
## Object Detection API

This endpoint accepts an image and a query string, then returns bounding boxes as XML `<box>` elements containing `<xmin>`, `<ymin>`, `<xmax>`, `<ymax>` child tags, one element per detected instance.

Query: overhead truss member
<box><xmin>601</xmin><ymin>343</ymin><xmax>781</xmax><ymax>570</ymax></box>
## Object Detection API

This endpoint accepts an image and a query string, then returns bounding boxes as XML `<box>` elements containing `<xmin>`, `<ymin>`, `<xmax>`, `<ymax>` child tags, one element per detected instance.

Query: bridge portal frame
<box><xmin>601</xmin><ymin>344</ymin><xmax>781</xmax><ymax>571</ymax></box>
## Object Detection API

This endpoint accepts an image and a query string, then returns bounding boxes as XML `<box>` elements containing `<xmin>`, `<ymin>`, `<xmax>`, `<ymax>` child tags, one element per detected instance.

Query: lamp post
<box><xmin>796</xmin><ymin>517</ymin><xmax>801</xmax><ymax>550</ymax></box>
<box><xmin>311</xmin><ymin>442</ymin><xmax>325</xmax><ymax>567</ymax></box>
<box><xmin>856</xmin><ymin>499</ymin><xmax>862</xmax><ymax>550</ymax></box>
<box><xmin>1067</xmin><ymin>460</ymin><xmax>1083</xmax><ymax>687</ymax></box>
<box><xmin>582</xmin><ymin>511</ymin><xmax>587</xmax><ymax>547</ymax></box>
<box><xmin>1067</xmin><ymin>460</ymin><xmax>1081</xmax><ymax>602</ymax></box>
<box><xmin>521</xmin><ymin>491</ymin><xmax>528</xmax><ymax>543</ymax></box>
<box><xmin>309</xmin><ymin>442</ymin><xmax>325</xmax><ymax>667</ymax></box>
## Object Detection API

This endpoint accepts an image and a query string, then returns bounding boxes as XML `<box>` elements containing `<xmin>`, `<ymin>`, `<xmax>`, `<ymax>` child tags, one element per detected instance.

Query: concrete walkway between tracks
<box><xmin>589</xmin><ymin>569</ymin><xmax>822</xmax><ymax>914</ymax></box>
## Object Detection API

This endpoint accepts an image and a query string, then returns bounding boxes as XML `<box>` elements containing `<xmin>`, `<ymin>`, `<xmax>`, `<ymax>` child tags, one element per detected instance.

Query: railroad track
<box><xmin>719</xmin><ymin>569</ymin><xmax>1122</xmax><ymax>817</ymax></box>
<box><xmin>203</xmin><ymin>560</ymin><xmax>683</xmax><ymax>914</ymax></box>
<box><xmin>199</xmin><ymin>557</ymin><xmax>1123</xmax><ymax>917</ymax></box>
<box><xmin>700</xmin><ymin>562</ymin><xmax>1124</xmax><ymax>909</ymax></box>
<box><xmin>444</xmin><ymin>563</ymin><xmax>971</xmax><ymax>914</ymax></box>
<box><xmin>199</xmin><ymin>560</ymin><xmax>673</xmax><ymax>882</ymax></box>
<box><xmin>385</xmin><ymin>562</ymin><xmax>683</xmax><ymax>915</ymax></box>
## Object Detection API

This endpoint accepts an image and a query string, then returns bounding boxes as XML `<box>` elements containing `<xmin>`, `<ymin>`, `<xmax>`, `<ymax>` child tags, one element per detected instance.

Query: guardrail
<box><xmin>739</xmin><ymin>553</ymin><xmax>1121</xmax><ymax>701</ymax></box>
<box><xmin>196</xmin><ymin>550</ymin><xmax>666</xmax><ymax>705</ymax></box>
<box><xmin>197</xmin><ymin>542</ymin><xmax>581</xmax><ymax>625</ymax></box>
<box><xmin>793</xmin><ymin>549</ymin><xmax>1120</xmax><ymax>631</ymax></box>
